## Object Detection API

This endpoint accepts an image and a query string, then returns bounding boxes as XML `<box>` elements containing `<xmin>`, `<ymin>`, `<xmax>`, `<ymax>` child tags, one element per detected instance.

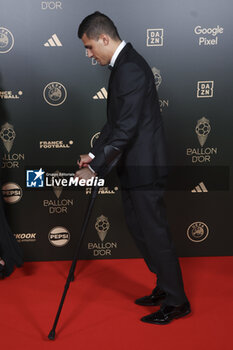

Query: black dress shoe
<box><xmin>135</xmin><ymin>287</ymin><xmax>166</xmax><ymax>306</ymax></box>
<box><xmin>141</xmin><ymin>301</ymin><xmax>191</xmax><ymax>325</ymax></box>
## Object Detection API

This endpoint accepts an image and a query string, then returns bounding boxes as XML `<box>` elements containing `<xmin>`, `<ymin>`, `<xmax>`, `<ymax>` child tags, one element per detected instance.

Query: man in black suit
<box><xmin>76</xmin><ymin>11</ymin><xmax>190</xmax><ymax>324</ymax></box>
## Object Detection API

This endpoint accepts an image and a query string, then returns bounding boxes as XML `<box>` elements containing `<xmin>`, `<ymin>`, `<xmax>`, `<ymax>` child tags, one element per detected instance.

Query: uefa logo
<box><xmin>48</xmin><ymin>226</ymin><xmax>70</xmax><ymax>247</ymax></box>
<box><xmin>2</xmin><ymin>182</ymin><xmax>23</xmax><ymax>204</ymax></box>
<box><xmin>187</xmin><ymin>222</ymin><xmax>209</xmax><ymax>242</ymax></box>
<box><xmin>43</xmin><ymin>82</ymin><xmax>67</xmax><ymax>106</ymax></box>
<box><xmin>0</xmin><ymin>27</ymin><xmax>14</xmax><ymax>53</ymax></box>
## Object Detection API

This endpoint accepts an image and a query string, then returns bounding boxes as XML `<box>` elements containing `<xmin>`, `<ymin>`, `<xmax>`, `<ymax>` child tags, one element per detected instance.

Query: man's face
<box><xmin>81</xmin><ymin>33</ymin><xmax>110</xmax><ymax>66</ymax></box>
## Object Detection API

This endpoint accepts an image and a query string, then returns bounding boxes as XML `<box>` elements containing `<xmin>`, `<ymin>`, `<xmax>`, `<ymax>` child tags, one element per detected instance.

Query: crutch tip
<box><xmin>48</xmin><ymin>329</ymin><xmax>56</xmax><ymax>340</ymax></box>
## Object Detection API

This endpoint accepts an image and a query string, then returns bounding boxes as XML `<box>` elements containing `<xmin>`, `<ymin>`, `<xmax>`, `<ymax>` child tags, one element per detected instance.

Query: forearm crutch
<box><xmin>48</xmin><ymin>146</ymin><xmax>121</xmax><ymax>340</ymax></box>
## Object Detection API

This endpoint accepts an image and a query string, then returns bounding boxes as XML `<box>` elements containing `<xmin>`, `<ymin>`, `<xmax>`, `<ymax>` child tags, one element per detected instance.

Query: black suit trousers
<box><xmin>121</xmin><ymin>177</ymin><xmax>188</xmax><ymax>305</ymax></box>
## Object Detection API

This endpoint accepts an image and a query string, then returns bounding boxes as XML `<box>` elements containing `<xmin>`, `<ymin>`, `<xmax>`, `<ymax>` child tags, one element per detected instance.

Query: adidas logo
<box><xmin>93</xmin><ymin>87</ymin><xmax>108</xmax><ymax>99</ymax></box>
<box><xmin>191</xmin><ymin>182</ymin><xmax>208</xmax><ymax>193</ymax></box>
<box><xmin>44</xmin><ymin>34</ymin><xmax>62</xmax><ymax>47</ymax></box>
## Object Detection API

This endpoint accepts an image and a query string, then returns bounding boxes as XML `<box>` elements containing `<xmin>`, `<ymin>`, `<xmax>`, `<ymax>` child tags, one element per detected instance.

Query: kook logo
<box><xmin>26</xmin><ymin>168</ymin><xmax>45</xmax><ymax>187</ymax></box>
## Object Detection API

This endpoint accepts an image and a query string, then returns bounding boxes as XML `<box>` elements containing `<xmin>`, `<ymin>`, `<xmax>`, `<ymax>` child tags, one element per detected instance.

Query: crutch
<box><xmin>48</xmin><ymin>146</ymin><xmax>121</xmax><ymax>340</ymax></box>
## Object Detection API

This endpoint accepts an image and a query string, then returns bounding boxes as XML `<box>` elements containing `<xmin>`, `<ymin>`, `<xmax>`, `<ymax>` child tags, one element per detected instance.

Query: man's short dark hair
<box><xmin>78</xmin><ymin>11</ymin><xmax>121</xmax><ymax>41</ymax></box>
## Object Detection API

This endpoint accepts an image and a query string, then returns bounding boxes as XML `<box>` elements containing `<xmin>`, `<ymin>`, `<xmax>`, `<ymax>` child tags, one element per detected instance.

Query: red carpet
<box><xmin>1</xmin><ymin>257</ymin><xmax>233</xmax><ymax>350</ymax></box>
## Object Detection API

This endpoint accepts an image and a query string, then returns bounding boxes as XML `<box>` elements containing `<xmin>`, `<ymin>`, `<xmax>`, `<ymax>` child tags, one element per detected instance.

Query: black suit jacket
<box><xmin>90</xmin><ymin>43</ymin><xmax>168</xmax><ymax>188</ymax></box>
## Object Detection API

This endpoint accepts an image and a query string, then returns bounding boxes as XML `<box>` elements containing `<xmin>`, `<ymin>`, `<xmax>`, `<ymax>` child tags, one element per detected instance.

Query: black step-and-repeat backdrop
<box><xmin>1</xmin><ymin>0</ymin><xmax>233</xmax><ymax>261</ymax></box>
